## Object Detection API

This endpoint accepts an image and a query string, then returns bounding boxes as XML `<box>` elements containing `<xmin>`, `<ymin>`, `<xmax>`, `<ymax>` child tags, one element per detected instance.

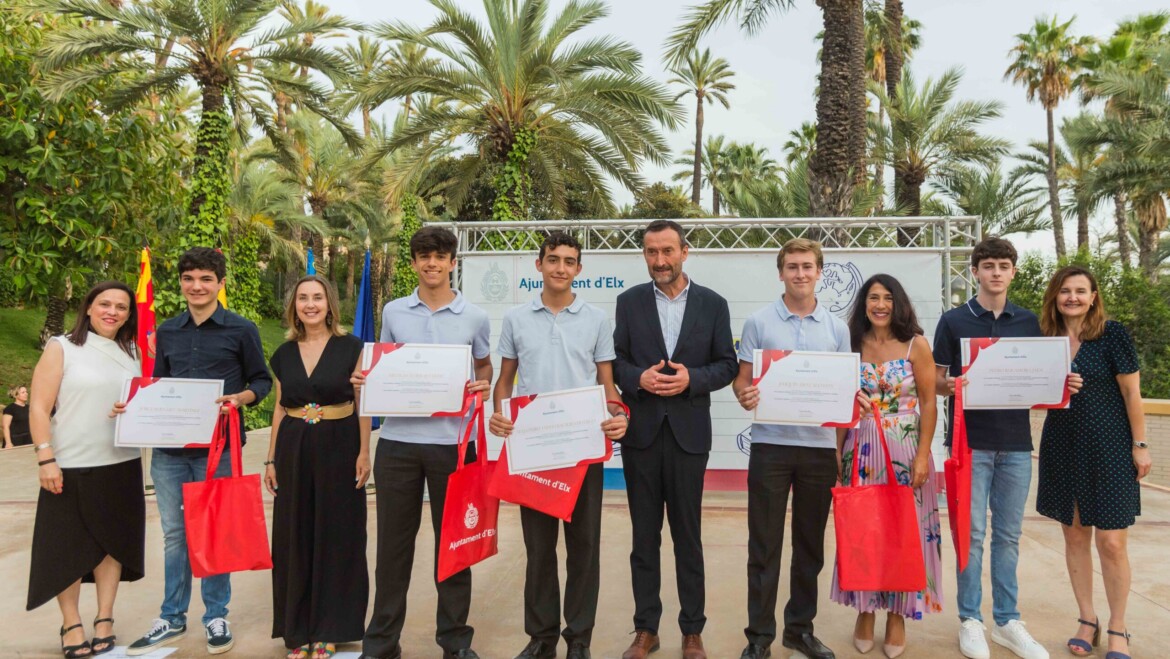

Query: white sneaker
<box><xmin>992</xmin><ymin>619</ymin><xmax>1049</xmax><ymax>659</ymax></box>
<box><xmin>959</xmin><ymin>618</ymin><xmax>991</xmax><ymax>659</ymax></box>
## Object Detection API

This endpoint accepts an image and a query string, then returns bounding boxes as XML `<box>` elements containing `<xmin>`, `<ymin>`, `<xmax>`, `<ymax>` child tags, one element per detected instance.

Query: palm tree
<box><xmin>1004</xmin><ymin>15</ymin><xmax>1093</xmax><ymax>258</ymax></box>
<box><xmin>672</xmin><ymin>134</ymin><xmax>730</xmax><ymax>215</ymax></box>
<box><xmin>864</xmin><ymin>0</ymin><xmax>921</xmax><ymax>209</ymax></box>
<box><xmin>668</xmin><ymin>48</ymin><xmax>736</xmax><ymax>206</ymax></box>
<box><xmin>37</xmin><ymin>0</ymin><xmax>359</xmax><ymax>245</ymax></box>
<box><xmin>713</xmin><ymin>142</ymin><xmax>781</xmax><ymax>216</ymax></box>
<box><xmin>339</xmin><ymin>36</ymin><xmax>392</xmax><ymax>138</ymax></box>
<box><xmin>783</xmin><ymin>121</ymin><xmax>818</xmax><ymax>165</ymax></box>
<box><xmin>872</xmin><ymin>68</ymin><xmax>1009</xmax><ymax>241</ymax></box>
<box><xmin>1017</xmin><ymin>115</ymin><xmax>1106</xmax><ymax>253</ymax></box>
<box><xmin>355</xmin><ymin>0</ymin><xmax>682</xmax><ymax>220</ymax></box>
<box><xmin>667</xmin><ymin>0</ymin><xmax>868</xmax><ymax>217</ymax></box>
<box><xmin>1070</xmin><ymin>43</ymin><xmax>1170</xmax><ymax>277</ymax></box>
<box><xmin>934</xmin><ymin>165</ymin><xmax>1048</xmax><ymax>238</ymax></box>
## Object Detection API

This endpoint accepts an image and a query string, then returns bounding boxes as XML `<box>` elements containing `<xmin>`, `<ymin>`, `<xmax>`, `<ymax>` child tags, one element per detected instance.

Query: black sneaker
<box><xmin>126</xmin><ymin>618</ymin><xmax>187</xmax><ymax>656</ymax></box>
<box><xmin>515</xmin><ymin>638</ymin><xmax>556</xmax><ymax>659</ymax></box>
<box><xmin>205</xmin><ymin>618</ymin><xmax>234</xmax><ymax>655</ymax></box>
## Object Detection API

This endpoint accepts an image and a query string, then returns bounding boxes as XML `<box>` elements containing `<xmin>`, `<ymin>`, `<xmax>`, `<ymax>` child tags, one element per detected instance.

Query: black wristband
<box><xmin>263</xmin><ymin>460</ymin><xmax>276</xmax><ymax>466</ymax></box>
<box><xmin>38</xmin><ymin>458</ymin><xmax>56</xmax><ymax>466</ymax></box>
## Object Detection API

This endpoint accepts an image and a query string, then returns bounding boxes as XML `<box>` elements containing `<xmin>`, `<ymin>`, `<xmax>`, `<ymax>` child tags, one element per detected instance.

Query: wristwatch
<box><xmin>1134</xmin><ymin>440</ymin><xmax>1149</xmax><ymax>449</ymax></box>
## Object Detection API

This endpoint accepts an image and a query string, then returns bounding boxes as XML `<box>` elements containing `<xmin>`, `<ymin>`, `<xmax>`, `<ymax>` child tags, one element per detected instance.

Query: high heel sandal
<box><xmin>59</xmin><ymin>623</ymin><xmax>92</xmax><ymax>659</ymax></box>
<box><xmin>91</xmin><ymin>617</ymin><xmax>115</xmax><ymax>656</ymax></box>
<box><xmin>312</xmin><ymin>641</ymin><xmax>336</xmax><ymax>658</ymax></box>
<box><xmin>287</xmin><ymin>645</ymin><xmax>311</xmax><ymax>659</ymax></box>
<box><xmin>1067</xmin><ymin>618</ymin><xmax>1099</xmax><ymax>656</ymax></box>
<box><xmin>1105</xmin><ymin>629</ymin><xmax>1131</xmax><ymax>659</ymax></box>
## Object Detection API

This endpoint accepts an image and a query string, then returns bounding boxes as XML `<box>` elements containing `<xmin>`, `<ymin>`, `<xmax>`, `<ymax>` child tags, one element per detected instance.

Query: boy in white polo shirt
<box><xmin>358</xmin><ymin>226</ymin><xmax>493</xmax><ymax>659</ymax></box>
<box><xmin>488</xmin><ymin>232</ymin><xmax>628</xmax><ymax>659</ymax></box>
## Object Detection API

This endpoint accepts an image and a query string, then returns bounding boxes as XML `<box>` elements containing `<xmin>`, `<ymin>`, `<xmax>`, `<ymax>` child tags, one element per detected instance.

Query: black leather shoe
<box><xmin>444</xmin><ymin>650</ymin><xmax>481</xmax><ymax>659</ymax></box>
<box><xmin>739</xmin><ymin>643</ymin><xmax>771</xmax><ymax>659</ymax></box>
<box><xmin>566</xmin><ymin>642</ymin><xmax>591</xmax><ymax>659</ymax></box>
<box><xmin>359</xmin><ymin>648</ymin><xmax>401</xmax><ymax>659</ymax></box>
<box><xmin>515</xmin><ymin>638</ymin><xmax>556</xmax><ymax>659</ymax></box>
<box><xmin>781</xmin><ymin>632</ymin><xmax>835</xmax><ymax>659</ymax></box>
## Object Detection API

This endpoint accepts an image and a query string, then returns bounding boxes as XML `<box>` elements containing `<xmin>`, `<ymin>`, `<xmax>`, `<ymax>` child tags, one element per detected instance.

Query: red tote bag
<box><xmin>487</xmin><ymin>398</ymin><xmax>625</xmax><ymax>522</ymax></box>
<box><xmin>832</xmin><ymin>410</ymin><xmax>927</xmax><ymax>592</ymax></box>
<box><xmin>945</xmin><ymin>384</ymin><xmax>973</xmax><ymax>572</ymax></box>
<box><xmin>182</xmin><ymin>407</ymin><xmax>273</xmax><ymax>578</ymax></box>
<box><xmin>437</xmin><ymin>393</ymin><xmax>500</xmax><ymax>582</ymax></box>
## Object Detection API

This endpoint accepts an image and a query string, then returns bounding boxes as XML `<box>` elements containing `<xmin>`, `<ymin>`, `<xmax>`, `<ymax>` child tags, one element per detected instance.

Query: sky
<box><xmin>322</xmin><ymin>0</ymin><xmax>1169</xmax><ymax>256</ymax></box>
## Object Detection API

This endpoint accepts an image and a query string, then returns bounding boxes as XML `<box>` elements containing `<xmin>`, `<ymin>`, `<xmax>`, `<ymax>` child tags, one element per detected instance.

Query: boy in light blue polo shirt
<box><xmin>360</xmin><ymin>226</ymin><xmax>492</xmax><ymax>659</ymax></box>
<box><xmin>731</xmin><ymin>239</ymin><xmax>851</xmax><ymax>659</ymax></box>
<box><xmin>488</xmin><ymin>232</ymin><xmax>628</xmax><ymax>659</ymax></box>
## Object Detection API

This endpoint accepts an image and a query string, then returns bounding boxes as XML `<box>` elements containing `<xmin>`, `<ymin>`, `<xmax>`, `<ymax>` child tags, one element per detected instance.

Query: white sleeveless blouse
<box><xmin>50</xmin><ymin>333</ymin><xmax>141</xmax><ymax>468</ymax></box>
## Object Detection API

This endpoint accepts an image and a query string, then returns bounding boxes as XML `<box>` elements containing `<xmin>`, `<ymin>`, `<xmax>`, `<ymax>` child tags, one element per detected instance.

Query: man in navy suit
<box><xmin>613</xmin><ymin>220</ymin><xmax>738</xmax><ymax>659</ymax></box>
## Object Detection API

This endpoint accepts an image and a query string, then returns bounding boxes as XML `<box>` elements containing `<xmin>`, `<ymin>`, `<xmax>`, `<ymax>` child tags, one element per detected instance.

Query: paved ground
<box><xmin>1</xmin><ymin>434</ymin><xmax>1168</xmax><ymax>659</ymax></box>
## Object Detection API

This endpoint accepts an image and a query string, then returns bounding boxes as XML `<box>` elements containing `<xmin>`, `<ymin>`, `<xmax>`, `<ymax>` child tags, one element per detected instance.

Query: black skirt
<box><xmin>27</xmin><ymin>458</ymin><xmax>146</xmax><ymax>610</ymax></box>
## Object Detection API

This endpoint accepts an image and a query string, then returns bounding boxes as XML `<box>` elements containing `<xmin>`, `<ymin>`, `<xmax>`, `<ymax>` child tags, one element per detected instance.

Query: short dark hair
<box><xmin>410</xmin><ymin>226</ymin><xmax>458</xmax><ymax>260</ymax></box>
<box><xmin>178</xmin><ymin>247</ymin><xmax>227</xmax><ymax>281</ymax></box>
<box><xmin>846</xmin><ymin>274</ymin><xmax>923</xmax><ymax>351</ymax></box>
<box><xmin>68</xmin><ymin>281</ymin><xmax>138</xmax><ymax>359</ymax></box>
<box><xmin>643</xmin><ymin>219</ymin><xmax>688</xmax><ymax>247</ymax></box>
<box><xmin>539</xmin><ymin>232</ymin><xmax>582</xmax><ymax>262</ymax></box>
<box><xmin>971</xmin><ymin>236</ymin><xmax>1018</xmax><ymax>268</ymax></box>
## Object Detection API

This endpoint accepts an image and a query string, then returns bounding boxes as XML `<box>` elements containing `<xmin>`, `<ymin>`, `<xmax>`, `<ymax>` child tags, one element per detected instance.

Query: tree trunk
<box><xmin>39</xmin><ymin>295</ymin><xmax>69</xmax><ymax>347</ymax></box>
<box><xmin>346</xmin><ymin>250</ymin><xmax>357</xmax><ymax>299</ymax></box>
<box><xmin>1076</xmin><ymin>204</ymin><xmax>1089</xmax><ymax>254</ymax></box>
<box><xmin>1136</xmin><ymin>194</ymin><xmax>1166</xmax><ymax>280</ymax></box>
<box><xmin>712</xmin><ymin>187</ymin><xmax>721</xmax><ymax>216</ymax></box>
<box><xmin>873</xmin><ymin>104</ymin><xmax>886</xmax><ymax>214</ymax></box>
<box><xmin>809</xmin><ymin>0</ymin><xmax>867</xmax><ymax>218</ymax></box>
<box><xmin>1045</xmin><ymin>107</ymin><xmax>1066</xmax><ymax>259</ymax></box>
<box><xmin>895</xmin><ymin>171</ymin><xmax>923</xmax><ymax>245</ymax></box>
<box><xmin>1114</xmin><ymin>192</ymin><xmax>1131</xmax><ymax>269</ymax></box>
<box><xmin>327</xmin><ymin>241</ymin><xmax>340</xmax><ymax>283</ymax></box>
<box><xmin>362</xmin><ymin>107</ymin><xmax>372</xmax><ymax>138</ymax></box>
<box><xmin>692</xmin><ymin>94</ymin><xmax>704</xmax><ymax>205</ymax></box>
<box><xmin>188</xmin><ymin>82</ymin><xmax>227</xmax><ymax>221</ymax></box>
<box><xmin>883</xmin><ymin>0</ymin><xmax>903</xmax><ymax>100</ymax></box>
<box><xmin>369</xmin><ymin>247</ymin><xmax>384</xmax><ymax>311</ymax></box>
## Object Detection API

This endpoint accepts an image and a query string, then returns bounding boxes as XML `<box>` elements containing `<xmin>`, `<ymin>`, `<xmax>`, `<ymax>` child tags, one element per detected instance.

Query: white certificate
<box><xmin>359</xmin><ymin>343</ymin><xmax>471</xmax><ymax>417</ymax></box>
<box><xmin>114</xmin><ymin>377</ymin><xmax>223</xmax><ymax>448</ymax></box>
<box><xmin>752</xmin><ymin>350</ymin><xmax>861</xmax><ymax>427</ymax></box>
<box><xmin>961</xmin><ymin>337</ymin><xmax>1070</xmax><ymax>409</ymax></box>
<box><xmin>503</xmin><ymin>385</ymin><xmax>608</xmax><ymax>474</ymax></box>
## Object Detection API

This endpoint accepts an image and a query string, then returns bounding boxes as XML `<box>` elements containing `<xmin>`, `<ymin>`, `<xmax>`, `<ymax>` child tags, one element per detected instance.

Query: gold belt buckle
<box><xmin>302</xmin><ymin>403</ymin><xmax>322</xmax><ymax>424</ymax></box>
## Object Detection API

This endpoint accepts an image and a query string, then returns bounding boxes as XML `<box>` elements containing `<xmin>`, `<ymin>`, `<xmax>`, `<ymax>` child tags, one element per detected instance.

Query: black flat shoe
<box><xmin>91</xmin><ymin>617</ymin><xmax>115</xmax><ymax>656</ymax></box>
<box><xmin>781</xmin><ymin>631</ymin><xmax>835</xmax><ymax>659</ymax></box>
<box><xmin>60</xmin><ymin>623</ymin><xmax>92</xmax><ymax>659</ymax></box>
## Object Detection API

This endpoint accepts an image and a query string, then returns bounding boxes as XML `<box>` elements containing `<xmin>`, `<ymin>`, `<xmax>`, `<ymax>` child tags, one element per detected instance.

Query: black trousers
<box><xmin>521</xmin><ymin>462</ymin><xmax>604</xmax><ymax>647</ymax></box>
<box><xmin>363</xmin><ymin>440</ymin><xmax>474</xmax><ymax>657</ymax></box>
<box><xmin>744</xmin><ymin>443</ymin><xmax>837</xmax><ymax>645</ymax></box>
<box><xmin>622</xmin><ymin>421</ymin><xmax>709</xmax><ymax>635</ymax></box>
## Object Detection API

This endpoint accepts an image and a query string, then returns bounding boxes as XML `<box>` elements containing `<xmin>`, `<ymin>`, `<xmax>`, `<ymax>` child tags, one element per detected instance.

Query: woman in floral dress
<box><xmin>831</xmin><ymin>274</ymin><xmax>942</xmax><ymax>659</ymax></box>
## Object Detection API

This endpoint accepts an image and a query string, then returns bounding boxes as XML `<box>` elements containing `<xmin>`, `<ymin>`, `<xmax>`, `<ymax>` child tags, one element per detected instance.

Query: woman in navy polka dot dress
<box><xmin>1036</xmin><ymin>265</ymin><xmax>1151</xmax><ymax>659</ymax></box>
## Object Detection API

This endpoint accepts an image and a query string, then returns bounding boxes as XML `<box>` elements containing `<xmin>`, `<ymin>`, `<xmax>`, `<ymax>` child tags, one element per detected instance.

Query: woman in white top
<box><xmin>27</xmin><ymin>281</ymin><xmax>144</xmax><ymax>658</ymax></box>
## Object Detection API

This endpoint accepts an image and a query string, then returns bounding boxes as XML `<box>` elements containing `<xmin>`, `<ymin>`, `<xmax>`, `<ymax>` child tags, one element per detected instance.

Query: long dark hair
<box><xmin>67</xmin><ymin>281</ymin><xmax>138</xmax><ymax>359</ymax></box>
<box><xmin>847</xmin><ymin>274</ymin><xmax>922</xmax><ymax>351</ymax></box>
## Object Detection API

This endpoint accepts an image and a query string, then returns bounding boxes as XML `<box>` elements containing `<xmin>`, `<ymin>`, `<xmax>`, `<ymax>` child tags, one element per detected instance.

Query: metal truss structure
<box><xmin>430</xmin><ymin>216</ymin><xmax>982</xmax><ymax>308</ymax></box>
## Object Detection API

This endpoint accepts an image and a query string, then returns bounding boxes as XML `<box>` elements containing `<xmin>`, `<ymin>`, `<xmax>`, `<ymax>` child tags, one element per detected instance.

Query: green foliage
<box><xmin>228</xmin><ymin>226</ymin><xmax>263</xmax><ymax>324</ymax></box>
<box><xmin>492</xmin><ymin>128</ymin><xmax>536</xmax><ymax>222</ymax></box>
<box><xmin>185</xmin><ymin>111</ymin><xmax>232</xmax><ymax>249</ymax></box>
<box><xmin>1010</xmin><ymin>252</ymin><xmax>1170</xmax><ymax>398</ymax></box>
<box><xmin>390</xmin><ymin>194</ymin><xmax>421</xmax><ymax>300</ymax></box>
<box><xmin>622</xmin><ymin>182</ymin><xmax>704</xmax><ymax>220</ymax></box>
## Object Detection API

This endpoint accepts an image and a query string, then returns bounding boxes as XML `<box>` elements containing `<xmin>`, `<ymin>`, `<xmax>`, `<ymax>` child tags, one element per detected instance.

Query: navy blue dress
<box><xmin>1037</xmin><ymin>321</ymin><xmax>1141</xmax><ymax>530</ymax></box>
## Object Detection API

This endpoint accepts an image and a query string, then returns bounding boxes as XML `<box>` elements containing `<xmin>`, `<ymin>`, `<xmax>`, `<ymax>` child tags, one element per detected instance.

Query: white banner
<box><xmin>464</xmin><ymin>250</ymin><xmax>943</xmax><ymax>470</ymax></box>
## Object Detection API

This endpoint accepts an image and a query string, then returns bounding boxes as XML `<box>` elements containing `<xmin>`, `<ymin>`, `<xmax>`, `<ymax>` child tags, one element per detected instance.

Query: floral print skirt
<box><xmin>830</xmin><ymin>412</ymin><xmax>944</xmax><ymax>618</ymax></box>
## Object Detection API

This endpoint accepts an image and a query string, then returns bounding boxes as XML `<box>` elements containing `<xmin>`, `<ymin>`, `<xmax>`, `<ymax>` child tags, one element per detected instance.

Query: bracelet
<box><xmin>34</xmin><ymin>442</ymin><xmax>51</xmax><ymax>451</ymax></box>
<box><xmin>263</xmin><ymin>460</ymin><xmax>275</xmax><ymax>466</ymax></box>
<box><xmin>38</xmin><ymin>458</ymin><xmax>56</xmax><ymax>466</ymax></box>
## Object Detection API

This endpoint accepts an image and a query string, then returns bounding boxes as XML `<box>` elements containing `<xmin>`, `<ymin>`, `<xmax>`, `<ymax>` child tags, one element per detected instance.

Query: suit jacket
<box><xmin>613</xmin><ymin>280</ymin><xmax>738</xmax><ymax>454</ymax></box>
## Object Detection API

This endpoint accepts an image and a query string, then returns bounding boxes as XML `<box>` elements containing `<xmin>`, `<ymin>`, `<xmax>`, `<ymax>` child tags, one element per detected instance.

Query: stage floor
<box><xmin>1</xmin><ymin>431</ymin><xmax>1168</xmax><ymax>658</ymax></box>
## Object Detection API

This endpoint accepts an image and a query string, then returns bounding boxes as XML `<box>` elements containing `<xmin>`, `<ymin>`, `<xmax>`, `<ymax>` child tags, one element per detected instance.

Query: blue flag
<box><xmin>353</xmin><ymin>249</ymin><xmax>375</xmax><ymax>340</ymax></box>
<box><xmin>306</xmin><ymin>247</ymin><xmax>316</xmax><ymax>275</ymax></box>
<box><xmin>352</xmin><ymin>249</ymin><xmax>379</xmax><ymax>431</ymax></box>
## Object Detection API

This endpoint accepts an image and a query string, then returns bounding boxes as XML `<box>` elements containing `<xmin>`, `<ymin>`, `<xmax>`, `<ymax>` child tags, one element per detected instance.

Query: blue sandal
<box><xmin>1068</xmin><ymin>618</ymin><xmax>1098</xmax><ymax>656</ymax></box>
<box><xmin>1106</xmin><ymin>629</ymin><xmax>1131</xmax><ymax>659</ymax></box>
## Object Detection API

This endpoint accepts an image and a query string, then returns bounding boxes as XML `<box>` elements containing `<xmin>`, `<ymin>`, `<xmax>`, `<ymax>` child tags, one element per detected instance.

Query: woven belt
<box><xmin>285</xmin><ymin>401</ymin><xmax>354</xmax><ymax>424</ymax></box>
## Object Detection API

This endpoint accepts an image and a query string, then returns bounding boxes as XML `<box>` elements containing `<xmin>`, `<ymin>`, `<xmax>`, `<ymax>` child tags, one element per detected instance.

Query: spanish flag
<box><xmin>135</xmin><ymin>248</ymin><xmax>157</xmax><ymax>377</ymax></box>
